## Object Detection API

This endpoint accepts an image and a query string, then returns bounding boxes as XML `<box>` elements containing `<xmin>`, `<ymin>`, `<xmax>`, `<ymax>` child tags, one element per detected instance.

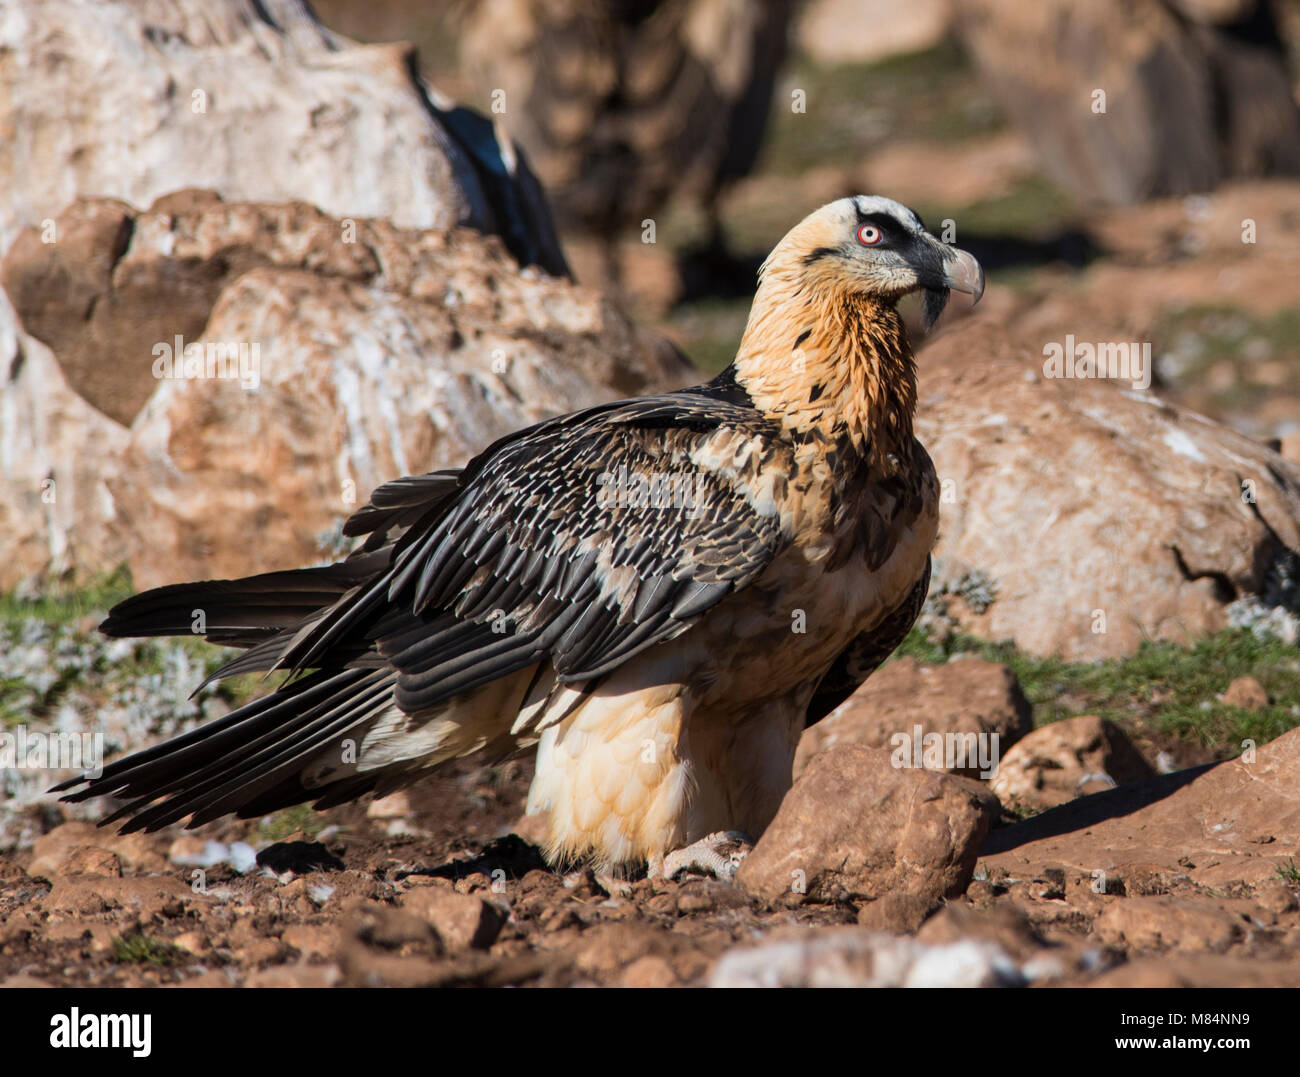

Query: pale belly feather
<box><xmin>528</xmin><ymin>496</ymin><xmax>937</xmax><ymax>870</ymax></box>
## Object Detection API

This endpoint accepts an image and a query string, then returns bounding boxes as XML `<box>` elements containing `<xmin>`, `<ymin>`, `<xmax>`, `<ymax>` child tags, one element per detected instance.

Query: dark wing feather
<box><xmin>278</xmin><ymin>392</ymin><xmax>789</xmax><ymax>715</ymax></box>
<box><xmin>341</xmin><ymin>470</ymin><xmax>463</xmax><ymax>550</ymax></box>
<box><xmin>57</xmin><ymin>381</ymin><xmax>791</xmax><ymax>828</ymax></box>
<box><xmin>98</xmin><ymin>552</ymin><xmax>389</xmax><ymax>646</ymax></box>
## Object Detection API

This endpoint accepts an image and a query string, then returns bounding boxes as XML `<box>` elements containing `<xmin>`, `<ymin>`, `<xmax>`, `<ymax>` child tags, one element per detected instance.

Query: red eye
<box><xmin>857</xmin><ymin>224</ymin><xmax>883</xmax><ymax>246</ymax></box>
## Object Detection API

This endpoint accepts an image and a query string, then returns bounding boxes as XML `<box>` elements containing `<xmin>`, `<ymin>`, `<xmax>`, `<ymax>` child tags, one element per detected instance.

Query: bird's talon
<box><xmin>660</xmin><ymin>830</ymin><xmax>753</xmax><ymax>883</ymax></box>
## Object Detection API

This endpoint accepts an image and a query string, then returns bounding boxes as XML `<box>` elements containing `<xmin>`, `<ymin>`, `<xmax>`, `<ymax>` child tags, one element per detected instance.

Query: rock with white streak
<box><xmin>0</xmin><ymin>0</ymin><xmax>565</xmax><ymax>273</ymax></box>
<box><xmin>916</xmin><ymin>320</ymin><xmax>1300</xmax><ymax>659</ymax></box>
<box><xmin>710</xmin><ymin>928</ymin><xmax>1030</xmax><ymax>988</ymax></box>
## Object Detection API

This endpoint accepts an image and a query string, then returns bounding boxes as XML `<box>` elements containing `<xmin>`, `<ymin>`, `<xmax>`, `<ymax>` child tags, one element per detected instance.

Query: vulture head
<box><xmin>767</xmin><ymin>195</ymin><xmax>984</xmax><ymax>330</ymax></box>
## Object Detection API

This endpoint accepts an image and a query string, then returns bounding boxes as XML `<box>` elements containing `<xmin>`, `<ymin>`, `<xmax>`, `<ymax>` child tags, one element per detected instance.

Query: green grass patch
<box><xmin>0</xmin><ymin>567</ymin><xmax>134</xmax><ymax>627</ymax></box>
<box><xmin>1152</xmin><ymin>303</ymin><xmax>1300</xmax><ymax>412</ymax></box>
<box><xmin>912</xmin><ymin>174</ymin><xmax>1078</xmax><ymax>244</ymax></box>
<box><xmin>111</xmin><ymin>933</ymin><xmax>180</xmax><ymax>966</ymax></box>
<box><xmin>896</xmin><ymin>626</ymin><xmax>1300</xmax><ymax>758</ymax></box>
<box><xmin>762</xmin><ymin>38</ymin><xmax>1003</xmax><ymax>176</ymax></box>
<box><xmin>0</xmin><ymin>570</ymin><xmax>264</xmax><ymax>727</ymax></box>
<box><xmin>256</xmin><ymin>803</ymin><xmax>328</xmax><ymax>843</ymax></box>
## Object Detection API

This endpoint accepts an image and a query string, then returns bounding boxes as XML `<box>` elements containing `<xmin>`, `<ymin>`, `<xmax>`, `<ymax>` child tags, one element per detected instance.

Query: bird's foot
<box><xmin>656</xmin><ymin>830</ymin><xmax>753</xmax><ymax>883</ymax></box>
<box><xmin>591</xmin><ymin>873</ymin><xmax>633</xmax><ymax>900</ymax></box>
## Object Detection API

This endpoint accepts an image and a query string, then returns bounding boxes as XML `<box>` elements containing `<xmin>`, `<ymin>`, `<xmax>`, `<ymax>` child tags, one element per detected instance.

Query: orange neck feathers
<box><xmin>733</xmin><ymin>259</ymin><xmax>918</xmax><ymax>462</ymax></box>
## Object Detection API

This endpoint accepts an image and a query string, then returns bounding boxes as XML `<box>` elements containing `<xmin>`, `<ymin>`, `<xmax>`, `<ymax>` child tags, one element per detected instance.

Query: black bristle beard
<box><xmin>922</xmin><ymin>287</ymin><xmax>950</xmax><ymax>332</ymax></box>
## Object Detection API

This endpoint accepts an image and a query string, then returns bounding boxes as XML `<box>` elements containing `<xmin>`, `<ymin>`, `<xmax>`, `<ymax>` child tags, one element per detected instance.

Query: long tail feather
<box><xmin>52</xmin><ymin>668</ymin><xmax>397</xmax><ymax>832</ymax></box>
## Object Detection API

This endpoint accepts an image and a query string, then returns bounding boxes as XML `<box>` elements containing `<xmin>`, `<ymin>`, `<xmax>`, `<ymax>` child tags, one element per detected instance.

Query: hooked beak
<box><xmin>920</xmin><ymin>244</ymin><xmax>983</xmax><ymax>332</ymax></box>
<box><xmin>942</xmin><ymin>247</ymin><xmax>984</xmax><ymax>303</ymax></box>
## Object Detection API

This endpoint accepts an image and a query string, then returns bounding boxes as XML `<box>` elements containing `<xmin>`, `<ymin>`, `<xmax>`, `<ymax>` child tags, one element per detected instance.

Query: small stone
<box><xmin>173</xmin><ymin>931</ymin><xmax>209</xmax><ymax>956</ymax></box>
<box><xmin>1222</xmin><ymin>676</ymin><xmax>1269</xmax><ymax>711</ymax></box>
<box><xmin>990</xmin><ymin>716</ymin><xmax>1153</xmax><ymax>813</ymax></box>
<box><xmin>1095</xmin><ymin>896</ymin><xmax>1242</xmax><ymax>953</ymax></box>
<box><xmin>1255</xmin><ymin>879</ymin><xmax>1297</xmax><ymax>916</ymax></box>
<box><xmin>856</xmin><ymin>891</ymin><xmax>933</xmax><ymax>933</ymax></box>
<box><xmin>308</xmin><ymin>883</ymin><xmax>336</xmax><ymax>906</ymax></box>
<box><xmin>367</xmin><ymin>791</ymin><xmax>411</xmax><ymax>819</ymax></box>
<box><xmin>620</xmin><ymin>955</ymin><xmax>678</xmax><ymax>988</ymax></box>
<box><xmin>283</xmin><ymin>924</ymin><xmax>342</xmax><ymax>959</ymax></box>
<box><xmin>60</xmin><ymin>846</ymin><xmax>123</xmax><ymax>878</ymax></box>
<box><xmin>244</xmin><ymin>961</ymin><xmax>341</xmax><ymax>988</ymax></box>
<box><xmin>400</xmin><ymin>889</ymin><xmax>506</xmax><ymax>951</ymax></box>
<box><xmin>227</xmin><ymin>842</ymin><xmax>258</xmax><ymax>874</ymax></box>
<box><xmin>644</xmin><ymin>892</ymin><xmax>678</xmax><ymax>916</ymax></box>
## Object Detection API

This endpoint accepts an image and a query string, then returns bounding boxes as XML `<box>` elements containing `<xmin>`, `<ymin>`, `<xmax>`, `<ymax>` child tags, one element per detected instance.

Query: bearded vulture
<box><xmin>54</xmin><ymin>196</ymin><xmax>983</xmax><ymax>878</ymax></box>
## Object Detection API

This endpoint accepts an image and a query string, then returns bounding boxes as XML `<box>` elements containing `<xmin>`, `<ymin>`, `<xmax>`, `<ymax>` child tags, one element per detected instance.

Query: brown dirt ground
<box><xmin>4</xmin><ymin>752</ymin><xmax>1298</xmax><ymax>988</ymax></box>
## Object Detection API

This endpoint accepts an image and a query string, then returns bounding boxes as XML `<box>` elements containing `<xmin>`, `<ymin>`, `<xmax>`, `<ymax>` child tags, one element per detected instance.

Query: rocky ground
<box><xmin>3</xmin><ymin>623</ymin><xmax>1299</xmax><ymax>989</ymax></box>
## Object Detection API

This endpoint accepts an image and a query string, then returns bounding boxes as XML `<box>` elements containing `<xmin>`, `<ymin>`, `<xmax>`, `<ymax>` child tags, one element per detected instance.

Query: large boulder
<box><xmin>0</xmin><ymin>0</ymin><xmax>565</xmax><ymax>274</ymax></box>
<box><xmin>794</xmin><ymin>655</ymin><xmax>1032</xmax><ymax>780</ymax></box>
<box><xmin>916</xmin><ymin>318</ymin><xmax>1300</xmax><ymax>659</ymax></box>
<box><xmin>736</xmin><ymin>745</ymin><xmax>999</xmax><ymax>909</ymax></box>
<box><xmin>951</xmin><ymin>0</ymin><xmax>1300</xmax><ymax>205</ymax></box>
<box><xmin>0</xmin><ymin>192</ymin><xmax>691</xmax><ymax>590</ymax></box>
<box><xmin>0</xmin><ymin>293</ymin><xmax>133</xmax><ymax>585</ymax></box>
<box><xmin>457</xmin><ymin>0</ymin><xmax>795</xmax><ymax>239</ymax></box>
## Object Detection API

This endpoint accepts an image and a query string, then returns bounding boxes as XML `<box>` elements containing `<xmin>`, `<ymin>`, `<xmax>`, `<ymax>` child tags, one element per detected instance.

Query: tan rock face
<box><xmin>983</xmin><ymin>726</ymin><xmax>1300</xmax><ymax>894</ymax></box>
<box><xmin>0</xmin><ymin>193</ymin><xmax>691</xmax><ymax>590</ymax></box>
<box><xmin>0</xmin><ymin>298</ymin><xmax>133</xmax><ymax>585</ymax></box>
<box><xmin>916</xmin><ymin>319</ymin><xmax>1300</xmax><ymax>659</ymax></box>
<box><xmin>736</xmin><ymin>745</ymin><xmax>1000</xmax><ymax>907</ymax></box>
<box><xmin>1094</xmin><ymin>896</ymin><xmax>1243</xmax><ymax>953</ymax></box>
<box><xmin>952</xmin><ymin>0</ymin><xmax>1300</xmax><ymax>206</ymax></box>
<box><xmin>795</xmin><ymin>655</ymin><xmax>1032</xmax><ymax>780</ymax></box>
<box><xmin>799</xmin><ymin>0</ymin><xmax>950</xmax><ymax>66</ymax></box>
<box><xmin>0</xmin><ymin>0</ymin><xmax>564</xmax><ymax>273</ymax></box>
<box><xmin>990</xmin><ymin>715</ymin><xmax>1155</xmax><ymax>814</ymax></box>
